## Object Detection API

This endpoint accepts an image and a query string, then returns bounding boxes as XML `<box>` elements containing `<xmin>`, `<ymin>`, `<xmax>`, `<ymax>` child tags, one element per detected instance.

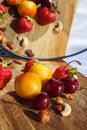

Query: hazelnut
<box><xmin>55</xmin><ymin>97</ymin><xmax>64</xmax><ymax>104</ymax></box>
<box><xmin>1</xmin><ymin>36</ymin><xmax>6</xmax><ymax>45</ymax></box>
<box><xmin>54</xmin><ymin>104</ymin><xmax>63</xmax><ymax>112</ymax></box>
<box><xmin>38</xmin><ymin>110</ymin><xmax>50</xmax><ymax>124</ymax></box>
<box><xmin>0</xmin><ymin>35</ymin><xmax>3</xmax><ymax>41</ymax></box>
<box><xmin>65</xmin><ymin>94</ymin><xmax>74</xmax><ymax>100</ymax></box>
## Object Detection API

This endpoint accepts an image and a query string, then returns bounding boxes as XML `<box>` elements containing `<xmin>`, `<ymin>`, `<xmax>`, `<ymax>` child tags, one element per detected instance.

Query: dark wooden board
<box><xmin>0</xmin><ymin>68</ymin><xmax>87</xmax><ymax>130</ymax></box>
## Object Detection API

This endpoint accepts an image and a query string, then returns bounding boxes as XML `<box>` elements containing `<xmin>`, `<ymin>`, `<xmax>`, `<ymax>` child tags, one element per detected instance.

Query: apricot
<box><xmin>18</xmin><ymin>1</ymin><xmax>37</xmax><ymax>17</ymax></box>
<box><xmin>29</xmin><ymin>63</ymin><xmax>52</xmax><ymax>86</ymax></box>
<box><xmin>14</xmin><ymin>72</ymin><xmax>42</xmax><ymax>99</ymax></box>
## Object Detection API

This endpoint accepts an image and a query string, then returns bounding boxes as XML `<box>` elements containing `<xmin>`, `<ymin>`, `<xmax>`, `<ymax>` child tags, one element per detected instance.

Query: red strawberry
<box><xmin>38</xmin><ymin>7</ymin><xmax>56</xmax><ymax>26</ymax></box>
<box><xmin>0</xmin><ymin>4</ymin><xmax>7</xmax><ymax>18</ymax></box>
<box><xmin>18</xmin><ymin>16</ymin><xmax>33</xmax><ymax>34</ymax></box>
<box><xmin>0</xmin><ymin>67</ymin><xmax>12</xmax><ymax>89</ymax></box>
<box><xmin>24</xmin><ymin>60</ymin><xmax>36</xmax><ymax>72</ymax></box>
<box><xmin>0</xmin><ymin>4</ymin><xmax>7</xmax><ymax>14</ymax></box>
<box><xmin>52</xmin><ymin>66</ymin><xmax>69</xmax><ymax>80</ymax></box>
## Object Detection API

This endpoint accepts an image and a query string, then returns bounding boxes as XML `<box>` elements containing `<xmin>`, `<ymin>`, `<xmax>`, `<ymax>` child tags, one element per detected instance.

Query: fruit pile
<box><xmin>0</xmin><ymin>1</ymin><xmax>81</xmax><ymax>124</ymax></box>
<box><xmin>0</xmin><ymin>52</ymin><xmax>81</xmax><ymax>123</ymax></box>
<box><xmin>1</xmin><ymin>0</ymin><xmax>60</xmax><ymax>34</ymax></box>
<box><xmin>14</xmin><ymin>59</ymin><xmax>81</xmax><ymax>123</ymax></box>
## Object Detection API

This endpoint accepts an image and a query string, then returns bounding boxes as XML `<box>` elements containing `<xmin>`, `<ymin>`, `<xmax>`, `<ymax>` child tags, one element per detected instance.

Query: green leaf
<box><xmin>68</xmin><ymin>68</ymin><xmax>79</xmax><ymax>78</ymax></box>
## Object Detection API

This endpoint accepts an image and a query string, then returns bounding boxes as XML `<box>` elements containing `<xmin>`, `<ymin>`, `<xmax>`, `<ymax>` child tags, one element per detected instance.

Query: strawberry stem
<box><xmin>50</xmin><ymin>4</ymin><xmax>60</xmax><ymax>14</ymax></box>
<box><xmin>25</xmin><ymin>16</ymin><xmax>34</xmax><ymax>22</ymax></box>
<box><xmin>54</xmin><ymin>6</ymin><xmax>60</xmax><ymax>14</ymax></box>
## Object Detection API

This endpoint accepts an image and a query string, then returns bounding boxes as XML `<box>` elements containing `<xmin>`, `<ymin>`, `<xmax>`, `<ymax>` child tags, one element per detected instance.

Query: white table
<box><xmin>64</xmin><ymin>0</ymin><xmax>87</xmax><ymax>77</ymax></box>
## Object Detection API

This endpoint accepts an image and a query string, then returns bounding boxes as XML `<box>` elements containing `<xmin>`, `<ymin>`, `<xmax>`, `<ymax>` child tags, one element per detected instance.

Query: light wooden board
<box><xmin>1</xmin><ymin>0</ymin><xmax>79</xmax><ymax>59</ymax></box>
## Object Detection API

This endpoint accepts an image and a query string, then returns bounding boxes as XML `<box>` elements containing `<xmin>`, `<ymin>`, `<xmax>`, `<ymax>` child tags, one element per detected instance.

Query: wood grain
<box><xmin>1</xmin><ymin>1</ymin><xmax>87</xmax><ymax>130</ymax></box>
<box><xmin>1</xmin><ymin>0</ymin><xmax>79</xmax><ymax>59</ymax></box>
<box><xmin>0</xmin><ymin>71</ymin><xmax>87</xmax><ymax>130</ymax></box>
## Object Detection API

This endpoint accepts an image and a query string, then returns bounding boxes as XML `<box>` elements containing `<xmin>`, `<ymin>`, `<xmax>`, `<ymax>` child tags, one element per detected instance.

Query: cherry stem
<box><xmin>64</xmin><ymin>60</ymin><xmax>82</xmax><ymax>66</ymax></box>
<box><xmin>58</xmin><ymin>60</ymin><xmax>82</xmax><ymax>80</ymax></box>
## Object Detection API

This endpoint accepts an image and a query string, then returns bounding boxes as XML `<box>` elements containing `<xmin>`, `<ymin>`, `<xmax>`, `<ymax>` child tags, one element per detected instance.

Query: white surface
<box><xmin>64</xmin><ymin>0</ymin><xmax>87</xmax><ymax>77</ymax></box>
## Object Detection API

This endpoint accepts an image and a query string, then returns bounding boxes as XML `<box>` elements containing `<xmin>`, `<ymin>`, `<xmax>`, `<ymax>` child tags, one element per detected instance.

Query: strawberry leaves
<box><xmin>68</xmin><ymin>68</ymin><xmax>79</xmax><ymax>78</ymax></box>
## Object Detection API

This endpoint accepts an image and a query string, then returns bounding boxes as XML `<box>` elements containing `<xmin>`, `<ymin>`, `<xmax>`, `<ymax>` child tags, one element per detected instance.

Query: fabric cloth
<box><xmin>64</xmin><ymin>0</ymin><xmax>87</xmax><ymax>77</ymax></box>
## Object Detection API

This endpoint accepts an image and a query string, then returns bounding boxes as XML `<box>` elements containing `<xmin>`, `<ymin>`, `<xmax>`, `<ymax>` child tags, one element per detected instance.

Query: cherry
<box><xmin>40</xmin><ymin>0</ymin><xmax>53</xmax><ymax>8</ymax></box>
<box><xmin>34</xmin><ymin>92</ymin><xmax>50</xmax><ymax>110</ymax></box>
<box><xmin>44</xmin><ymin>78</ymin><xmax>64</xmax><ymax>98</ymax></box>
<box><xmin>64</xmin><ymin>77</ymin><xmax>78</xmax><ymax>93</ymax></box>
<box><xmin>33</xmin><ymin>0</ymin><xmax>41</xmax><ymax>4</ymax></box>
<box><xmin>40</xmin><ymin>0</ymin><xmax>60</xmax><ymax>14</ymax></box>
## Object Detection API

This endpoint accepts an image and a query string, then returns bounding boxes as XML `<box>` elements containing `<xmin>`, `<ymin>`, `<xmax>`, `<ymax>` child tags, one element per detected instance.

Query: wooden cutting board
<box><xmin>1</xmin><ymin>0</ymin><xmax>79</xmax><ymax>59</ymax></box>
<box><xmin>1</xmin><ymin>1</ymin><xmax>87</xmax><ymax>130</ymax></box>
<box><xmin>0</xmin><ymin>65</ymin><xmax>87</xmax><ymax>130</ymax></box>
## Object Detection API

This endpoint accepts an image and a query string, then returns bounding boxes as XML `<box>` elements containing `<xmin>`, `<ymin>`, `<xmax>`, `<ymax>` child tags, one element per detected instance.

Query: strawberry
<box><xmin>38</xmin><ymin>7</ymin><xmax>56</xmax><ymax>26</ymax></box>
<box><xmin>0</xmin><ymin>4</ymin><xmax>7</xmax><ymax>18</ymax></box>
<box><xmin>52</xmin><ymin>66</ymin><xmax>69</xmax><ymax>80</ymax></box>
<box><xmin>53</xmin><ymin>65</ymin><xmax>79</xmax><ymax>81</ymax></box>
<box><xmin>0</xmin><ymin>67</ymin><xmax>12</xmax><ymax>89</ymax></box>
<box><xmin>24</xmin><ymin>59</ymin><xmax>36</xmax><ymax>72</ymax></box>
<box><xmin>18</xmin><ymin>16</ymin><xmax>33</xmax><ymax>34</ymax></box>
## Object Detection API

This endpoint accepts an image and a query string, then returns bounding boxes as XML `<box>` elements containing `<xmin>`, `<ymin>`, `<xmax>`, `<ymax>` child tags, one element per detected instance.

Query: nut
<box><xmin>0</xmin><ymin>35</ymin><xmax>3</xmax><ymax>41</ymax></box>
<box><xmin>14</xmin><ymin>59</ymin><xmax>23</xmax><ymax>65</ymax></box>
<box><xmin>0</xmin><ymin>27</ymin><xmax>6</xmax><ymax>32</ymax></box>
<box><xmin>17</xmin><ymin>35</ymin><xmax>29</xmax><ymax>47</ymax></box>
<box><xmin>0</xmin><ymin>30</ymin><xmax>3</xmax><ymax>35</ymax></box>
<box><xmin>25</xmin><ymin>49</ymin><xmax>35</xmax><ymax>57</ymax></box>
<box><xmin>15</xmin><ymin>50</ymin><xmax>23</xmax><ymax>55</ymax></box>
<box><xmin>38</xmin><ymin>110</ymin><xmax>50</xmax><ymax>124</ymax></box>
<box><xmin>55</xmin><ymin>97</ymin><xmax>64</xmax><ymax>104</ymax></box>
<box><xmin>55</xmin><ymin>104</ymin><xmax>63</xmax><ymax>112</ymax></box>
<box><xmin>54</xmin><ymin>21</ymin><xmax>63</xmax><ymax>33</ymax></box>
<box><xmin>6</xmin><ymin>42</ymin><xmax>14</xmax><ymax>50</ymax></box>
<box><xmin>65</xmin><ymin>94</ymin><xmax>74</xmax><ymax>100</ymax></box>
<box><xmin>60</xmin><ymin>102</ymin><xmax>72</xmax><ymax>116</ymax></box>
<box><xmin>1</xmin><ymin>36</ymin><xmax>6</xmax><ymax>45</ymax></box>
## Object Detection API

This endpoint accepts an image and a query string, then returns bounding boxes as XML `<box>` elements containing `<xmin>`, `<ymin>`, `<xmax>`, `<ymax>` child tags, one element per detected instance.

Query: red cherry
<box><xmin>44</xmin><ymin>78</ymin><xmax>64</xmax><ymax>98</ymax></box>
<box><xmin>64</xmin><ymin>77</ymin><xmax>78</xmax><ymax>93</ymax></box>
<box><xmin>34</xmin><ymin>92</ymin><xmax>50</xmax><ymax>110</ymax></box>
<box><xmin>40</xmin><ymin>0</ymin><xmax>53</xmax><ymax>8</ymax></box>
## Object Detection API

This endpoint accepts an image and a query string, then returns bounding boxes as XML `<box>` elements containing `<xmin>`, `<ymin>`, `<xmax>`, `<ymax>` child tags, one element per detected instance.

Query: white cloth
<box><xmin>64</xmin><ymin>0</ymin><xmax>87</xmax><ymax>77</ymax></box>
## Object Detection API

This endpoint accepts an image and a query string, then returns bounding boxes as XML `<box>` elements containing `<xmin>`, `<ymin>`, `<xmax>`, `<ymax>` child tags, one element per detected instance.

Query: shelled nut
<box><xmin>55</xmin><ymin>97</ymin><xmax>64</xmax><ymax>104</ymax></box>
<box><xmin>54</xmin><ymin>21</ymin><xmax>63</xmax><ymax>33</ymax></box>
<box><xmin>60</xmin><ymin>102</ymin><xmax>72</xmax><ymax>116</ymax></box>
